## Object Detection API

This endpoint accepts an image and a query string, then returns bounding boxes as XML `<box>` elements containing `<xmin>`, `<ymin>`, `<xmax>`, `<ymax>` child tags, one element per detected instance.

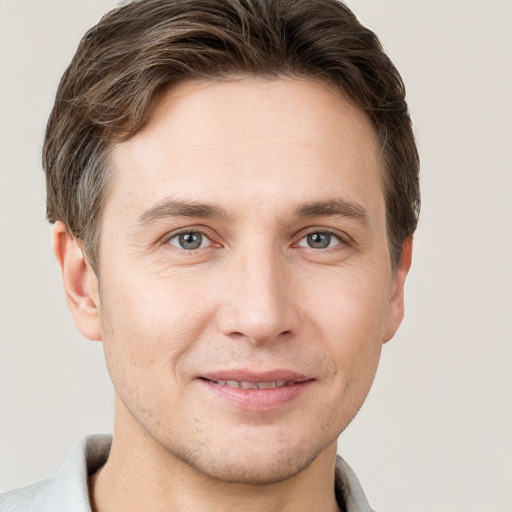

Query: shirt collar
<box><xmin>335</xmin><ymin>455</ymin><xmax>375</xmax><ymax>512</ymax></box>
<box><xmin>53</xmin><ymin>434</ymin><xmax>111</xmax><ymax>511</ymax></box>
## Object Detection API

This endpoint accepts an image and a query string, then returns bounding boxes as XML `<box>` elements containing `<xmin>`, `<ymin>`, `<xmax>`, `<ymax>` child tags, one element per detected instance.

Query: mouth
<box><xmin>203</xmin><ymin>378</ymin><xmax>305</xmax><ymax>390</ymax></box>
<box><xmin>197</xmin><ymin>371</ymin><xmax>313</xmax><ymax>411</ymax></box>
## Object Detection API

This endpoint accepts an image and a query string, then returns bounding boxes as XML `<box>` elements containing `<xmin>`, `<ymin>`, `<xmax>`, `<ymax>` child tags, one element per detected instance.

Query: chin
<box><xmin>168</xmin><ymin>433</ymin><xmax>335</xmax><ymax>485</ymax></box>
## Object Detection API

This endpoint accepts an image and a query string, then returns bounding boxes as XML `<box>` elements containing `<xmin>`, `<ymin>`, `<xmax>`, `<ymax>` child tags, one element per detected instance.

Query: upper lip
<box><xmin>199</xmin><ymin>369</ymin><xmax>312</xmax><ymax>383</ymax></box>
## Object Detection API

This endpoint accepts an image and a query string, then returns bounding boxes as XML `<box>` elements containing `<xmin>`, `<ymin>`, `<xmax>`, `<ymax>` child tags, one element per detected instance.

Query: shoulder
<box><xmin>0</xmin><ymin>434</ymin><xmax>111</xmax><ymax>512</ymax></box>
<box><xmin>0</xmin><ymin>478</ymin><xmax>55</xmax><ymax>511</ymax></box>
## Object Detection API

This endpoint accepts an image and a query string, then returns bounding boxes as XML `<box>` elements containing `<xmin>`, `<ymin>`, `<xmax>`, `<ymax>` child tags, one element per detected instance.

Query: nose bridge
<box><xmin>217</xmin><ymin>237</ymin><xmax>297</xmax><ymax>344</ymax></box>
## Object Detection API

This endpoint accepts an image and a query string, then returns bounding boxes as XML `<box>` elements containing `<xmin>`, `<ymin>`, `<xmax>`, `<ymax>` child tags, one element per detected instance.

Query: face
<box><xmin>71</xmin><ymin>78</ymin><xmax>409</xmax><ymax>484</ymax></box>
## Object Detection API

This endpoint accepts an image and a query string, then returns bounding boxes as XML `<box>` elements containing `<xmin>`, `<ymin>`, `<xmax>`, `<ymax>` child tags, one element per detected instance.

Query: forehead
<box><xmin>107</xmin><ymin>78</ymin><xmax>384</xmax><ymax>221</ymax></box>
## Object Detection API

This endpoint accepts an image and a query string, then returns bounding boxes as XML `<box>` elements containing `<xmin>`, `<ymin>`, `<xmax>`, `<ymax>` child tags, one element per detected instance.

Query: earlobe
<box><xmin>53</xmin><ymin>221</ymin><xmax>102</xmax><ymax>341</ymax></box>
<box><xmin>383</xmin><ymin>238</ymin><xmax>413</xmax><ymax>344</ymax></box>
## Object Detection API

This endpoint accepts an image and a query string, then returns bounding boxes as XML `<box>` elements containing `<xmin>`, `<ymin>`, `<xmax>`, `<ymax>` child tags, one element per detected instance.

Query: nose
<box><xmin>215</xmin><ymin>245</ymin><xmax>301</xmax><ymax>345</ymax></box>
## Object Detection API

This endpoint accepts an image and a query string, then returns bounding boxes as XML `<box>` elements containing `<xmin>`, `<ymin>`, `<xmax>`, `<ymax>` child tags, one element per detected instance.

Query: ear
<box><xmin>383</xmin><ymin>238</ymin><xmax>413</xmax><ymax>344</ymax></box>
<box><xmin>53</xmin><ymin>221</ymin><xmax>102</xmax><ymax>341</ymax></box>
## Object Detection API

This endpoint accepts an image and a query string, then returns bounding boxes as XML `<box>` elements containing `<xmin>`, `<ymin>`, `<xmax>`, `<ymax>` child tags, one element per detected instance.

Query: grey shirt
<box><xmin>0</xmin><ymin>435</ymin><xmax>374</xmax><ymax>511</ymax></box>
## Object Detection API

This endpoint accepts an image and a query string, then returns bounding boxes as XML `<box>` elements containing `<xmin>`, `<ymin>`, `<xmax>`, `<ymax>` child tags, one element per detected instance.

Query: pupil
<box><xmin>308</xmin><ymin>232</ymin><xmax>330</xmax><ymax>248</ymax></box>
<box><xmin>180</xmin><ymin>232</ymin><xmax>202</xmax><ymax>249</ymax></box>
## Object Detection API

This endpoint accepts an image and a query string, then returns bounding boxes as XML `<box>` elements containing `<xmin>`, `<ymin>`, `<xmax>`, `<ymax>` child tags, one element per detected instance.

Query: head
<box><xmin>45</xmin><ymin>0</ymin><xmax>419</xmax><ymax>274</ymax></box>
<box><xmin>48</xmin><ymin>0</ymin><xmax>419</xmax><ymax>486</ymax></box>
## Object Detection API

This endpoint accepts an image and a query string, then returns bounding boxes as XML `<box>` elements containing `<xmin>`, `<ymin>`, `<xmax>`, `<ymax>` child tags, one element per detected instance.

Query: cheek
<box><xmin>98</xmin><ymin>270</ymin><xmax>213</xmax><ymax>388</ymax></box>
<box><xmin>312</xmin><ymin>263</ymin><xmax>391</xmax><ymax>336</ymax></box>
<box><xmin>308</xmin><ymin>266</ymin><xmax>390</xmax><ymax>385</ymax></box>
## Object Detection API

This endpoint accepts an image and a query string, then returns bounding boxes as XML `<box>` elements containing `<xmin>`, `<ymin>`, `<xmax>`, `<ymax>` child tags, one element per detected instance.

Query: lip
<box><xmin>197</xmin><ymin>369</ymin><xmax>314</xmax><ymax>411</ymax></box>
<box><xmin>201</xmin><ymin>369</ymin><xmax>311</xmax><ymax>383</ymax></box>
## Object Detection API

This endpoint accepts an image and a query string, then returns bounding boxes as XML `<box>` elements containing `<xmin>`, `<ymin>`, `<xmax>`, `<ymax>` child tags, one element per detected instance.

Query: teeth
<box><xmin>213</xmin><ymin>379</ymin><xmax>293</xmax><ymax>389</ymax></box>
<box><xmin>257</xmin><ymin>381</ymin><xmax>276</xmax><ymax>389</ymax></box>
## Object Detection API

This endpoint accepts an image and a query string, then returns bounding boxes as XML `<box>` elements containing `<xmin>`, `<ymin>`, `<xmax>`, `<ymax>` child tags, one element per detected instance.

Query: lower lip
<box><xmin>198</xmin><ymin>379</ymin><xmax>313</xmax><ymax>411</ymax></box>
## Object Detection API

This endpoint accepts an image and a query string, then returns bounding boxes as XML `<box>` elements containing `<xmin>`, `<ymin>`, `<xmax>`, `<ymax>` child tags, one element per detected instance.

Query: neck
<box><xmin>90</xmin><ymin>401</ymin><xmax>341</xmax><ymax>512</ymax></box>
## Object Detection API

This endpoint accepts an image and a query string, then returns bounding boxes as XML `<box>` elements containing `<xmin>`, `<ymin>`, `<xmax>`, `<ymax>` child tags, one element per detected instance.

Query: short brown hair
<box><xmin>44</xmin><ymin>0</ymin><xmax>420</xmax><ymax>272</ymax></box>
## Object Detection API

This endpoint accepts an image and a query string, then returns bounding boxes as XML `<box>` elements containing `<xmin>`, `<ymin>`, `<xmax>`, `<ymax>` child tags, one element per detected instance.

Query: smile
<box><xmin>208</xmin><ymin>379</ymin><xmax>298</xmax><ymax>389</ymax></box>
<box><xmin>198</xmin><ymin>372</ymin><xmax>314</xmax><ymax>411</ymax></box>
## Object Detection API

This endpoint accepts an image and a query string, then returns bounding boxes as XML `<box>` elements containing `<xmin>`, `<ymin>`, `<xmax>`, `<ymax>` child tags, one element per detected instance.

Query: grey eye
<box><xmin>297</xmin><ymin>232</ymin><xmax>341</xmax><ymax>249</ymax></box>
<box><xmin>168</xmin><ymin>231</ymin><xmax>210</xmax><ymax>250</ymax></box>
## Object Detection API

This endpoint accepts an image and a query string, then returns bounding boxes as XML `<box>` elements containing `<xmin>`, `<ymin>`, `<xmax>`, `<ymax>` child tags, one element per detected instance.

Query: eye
<box><xmin>297</xmin><ymin>231</ymin><xmax>342</xmax><ymax>249</ymax></box>
<box><xmin>168</xmin><ymin>231</ymin><xmax>211</xmax><ymax>250</ymax></box>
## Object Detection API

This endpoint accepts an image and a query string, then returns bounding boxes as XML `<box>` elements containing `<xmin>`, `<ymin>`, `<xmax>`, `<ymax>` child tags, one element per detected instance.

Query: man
<box><xmin>0</xmin><ymin>0</ymin><xmax>419</xmax><ymax>510</ymax></box>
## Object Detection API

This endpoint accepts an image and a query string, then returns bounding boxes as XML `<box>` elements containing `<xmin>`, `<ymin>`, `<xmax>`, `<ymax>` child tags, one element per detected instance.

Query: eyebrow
<box><xmin>138</xmin><ymin>198</ymin><xmax>229</xmax><ymax>225</ymax></box>
<box><xmin>137</xmin><ymin>197</ymin><xmax>369</xmax><ymax>226</ymax></box>
<box><xmin>294</xmin><ymin>199</ymin><xmax>369</xmax><ymax>225</ymax></box>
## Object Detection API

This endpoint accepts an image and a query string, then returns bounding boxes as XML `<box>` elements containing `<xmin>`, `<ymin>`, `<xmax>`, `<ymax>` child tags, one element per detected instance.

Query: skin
<box><xmin>54</xmin><ymin>78</ymin><xmax>412</xmax><ymax>512</ymax></box>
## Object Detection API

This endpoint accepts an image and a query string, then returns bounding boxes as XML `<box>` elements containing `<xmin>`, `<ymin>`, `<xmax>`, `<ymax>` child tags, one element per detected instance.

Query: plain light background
<box><xmin>0</xmin><ymin>1</ymin><xmax>510</xmax><ymax>511</ymax></box>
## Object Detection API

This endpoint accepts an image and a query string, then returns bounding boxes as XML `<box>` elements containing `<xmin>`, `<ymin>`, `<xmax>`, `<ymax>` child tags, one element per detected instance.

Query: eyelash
<box><xmin>294</xmin><ymin>229</ymin><xmax>346</xmax><ymax>250</ymax></box>
<box><xmin>162</xmin><ymin>227</ymin><xmax>349</xmax><ymax>252</ymax></box>
<box><xmin>163</xmin><ymin>227</ymin><xmax>219</xmax><ymax>251</ymax></box>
